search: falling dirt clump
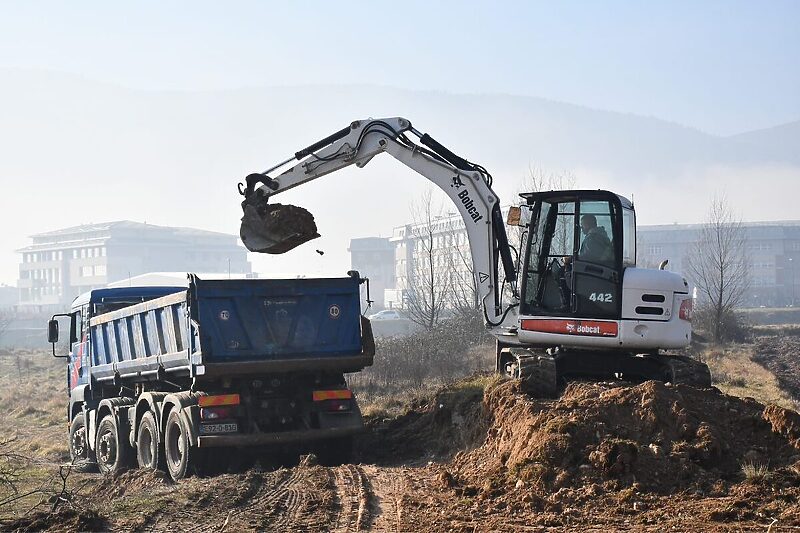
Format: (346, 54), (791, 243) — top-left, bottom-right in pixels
(451, 380), (800, 495)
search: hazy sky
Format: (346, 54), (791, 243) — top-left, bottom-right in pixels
(1, 2), (799, 287)
(1, 1), (798, 135)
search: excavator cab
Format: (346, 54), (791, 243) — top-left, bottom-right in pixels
(518, 190), (636, 321)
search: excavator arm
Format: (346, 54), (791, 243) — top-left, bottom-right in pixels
(239, 117), (518, 332)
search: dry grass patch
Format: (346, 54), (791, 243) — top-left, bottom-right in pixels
(704, 345), (798, 411)
(741, 461), (772, 483)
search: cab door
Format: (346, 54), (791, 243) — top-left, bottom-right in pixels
(67, 306), (89, 390)
(520, 194), (622, 320)
(571, 199), (621, 319)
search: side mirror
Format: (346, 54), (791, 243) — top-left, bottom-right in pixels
(47, 319), (59, 343)
(506, 205), (532, 227)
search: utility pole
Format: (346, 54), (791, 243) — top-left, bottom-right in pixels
(790, 257), (795, 307)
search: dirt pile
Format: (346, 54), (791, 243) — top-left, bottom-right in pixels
(359, 375), (491, 464)
(4, 509), (107, 533)
(753, 336), (800, 401)
(449, 380), (800, 496)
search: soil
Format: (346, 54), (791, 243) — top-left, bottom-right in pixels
(753, 336), (800, 401)
(240, 202), (320, 254)
(4, 377), (800, 532)
(4, 341), (800, 532)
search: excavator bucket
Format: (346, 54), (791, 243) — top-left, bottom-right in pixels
(240, 201), (320, 254)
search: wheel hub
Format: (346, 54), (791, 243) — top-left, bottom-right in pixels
(98, 431), (116, 465)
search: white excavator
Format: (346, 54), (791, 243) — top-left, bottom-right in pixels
(238, 117), (711, 396)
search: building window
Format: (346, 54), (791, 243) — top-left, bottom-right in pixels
(80, 266), (93, 277)
(95, 264), (107, 276)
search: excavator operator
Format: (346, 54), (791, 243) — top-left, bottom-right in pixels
(578, 214), (613, 265)
(555, 214), (614, 309)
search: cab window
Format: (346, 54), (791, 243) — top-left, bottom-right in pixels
(577, 201), (615, 267)
(70, 310), (83, 346)
(622, 207), (636, 266)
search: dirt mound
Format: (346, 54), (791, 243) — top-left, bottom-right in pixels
(3, 509), (108, 533)
(753, 336), (800, 401)
(448, 380), (800, 496)
(92, 468), (171, 498)
(359, 376), (492, 464)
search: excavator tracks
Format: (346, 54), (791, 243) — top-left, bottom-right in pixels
(653, 353), (713, 388)
(501, 348), (559, 397)
(500, 347), (713, 397)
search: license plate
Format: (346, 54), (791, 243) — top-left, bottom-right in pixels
(199, 422), (238, 435)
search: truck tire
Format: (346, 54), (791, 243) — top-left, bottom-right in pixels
(164, 409), (194, 481)
(69, 414), (97, 472)
(96, 414), (132, 474)
(136, 411), (164, 471)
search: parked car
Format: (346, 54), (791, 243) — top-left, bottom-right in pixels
(368, 309), (404, 320)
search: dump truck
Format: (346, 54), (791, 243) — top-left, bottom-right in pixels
(48, 274), (374, 480)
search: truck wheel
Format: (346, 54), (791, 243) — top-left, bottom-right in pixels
(164, 409), (193, 481)
(317, 436), (353, 466)
(96, 414), (132, 474)
(136, 411), (164, 471)
(69, 414), (97, 472)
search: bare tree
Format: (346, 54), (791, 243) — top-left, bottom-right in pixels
(445, 223), (480, 318)
(404, 190), (451, 330)
(687, 195), (750, 343)
(519, 164), (577, 196)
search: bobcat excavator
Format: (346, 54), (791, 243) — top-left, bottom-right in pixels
(238, 117), (711, 396)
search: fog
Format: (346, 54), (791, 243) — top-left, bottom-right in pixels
(1, 2), (799, 286)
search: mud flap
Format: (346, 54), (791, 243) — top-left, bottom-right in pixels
(240, 201), (320, 254)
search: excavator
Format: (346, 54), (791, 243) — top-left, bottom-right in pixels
(237, 117), (711, 396)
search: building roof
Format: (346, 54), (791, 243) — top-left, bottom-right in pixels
(30, 220), (234, 239)
(17, 221), (240, 252)
(639, 220), (800, 232)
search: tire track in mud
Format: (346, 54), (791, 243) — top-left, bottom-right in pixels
(331, 464), (372, 532)
(228, 467), (329, 532)
(360, 466), (413, 533)
(131, 467), (333, 532)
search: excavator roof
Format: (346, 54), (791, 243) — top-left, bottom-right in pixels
(519, 189), (633, 210)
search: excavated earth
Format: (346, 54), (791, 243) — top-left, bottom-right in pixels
(5, 378), (800, 532)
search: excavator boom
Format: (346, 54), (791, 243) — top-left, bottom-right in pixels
(239, 117), (518, 331)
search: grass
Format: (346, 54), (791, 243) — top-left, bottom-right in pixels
(702, 345), (798, 411)
(740, 461), (772, 483)
(355, 371), (499, 420)
(752, 324), (800, 337)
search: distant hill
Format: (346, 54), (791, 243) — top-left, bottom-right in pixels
(1, 69), (795, 182)
(729, 121), (800, 163)
(1, 68), (798, 284)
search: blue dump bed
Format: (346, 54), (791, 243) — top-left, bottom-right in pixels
(87, 275), (372, 384)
